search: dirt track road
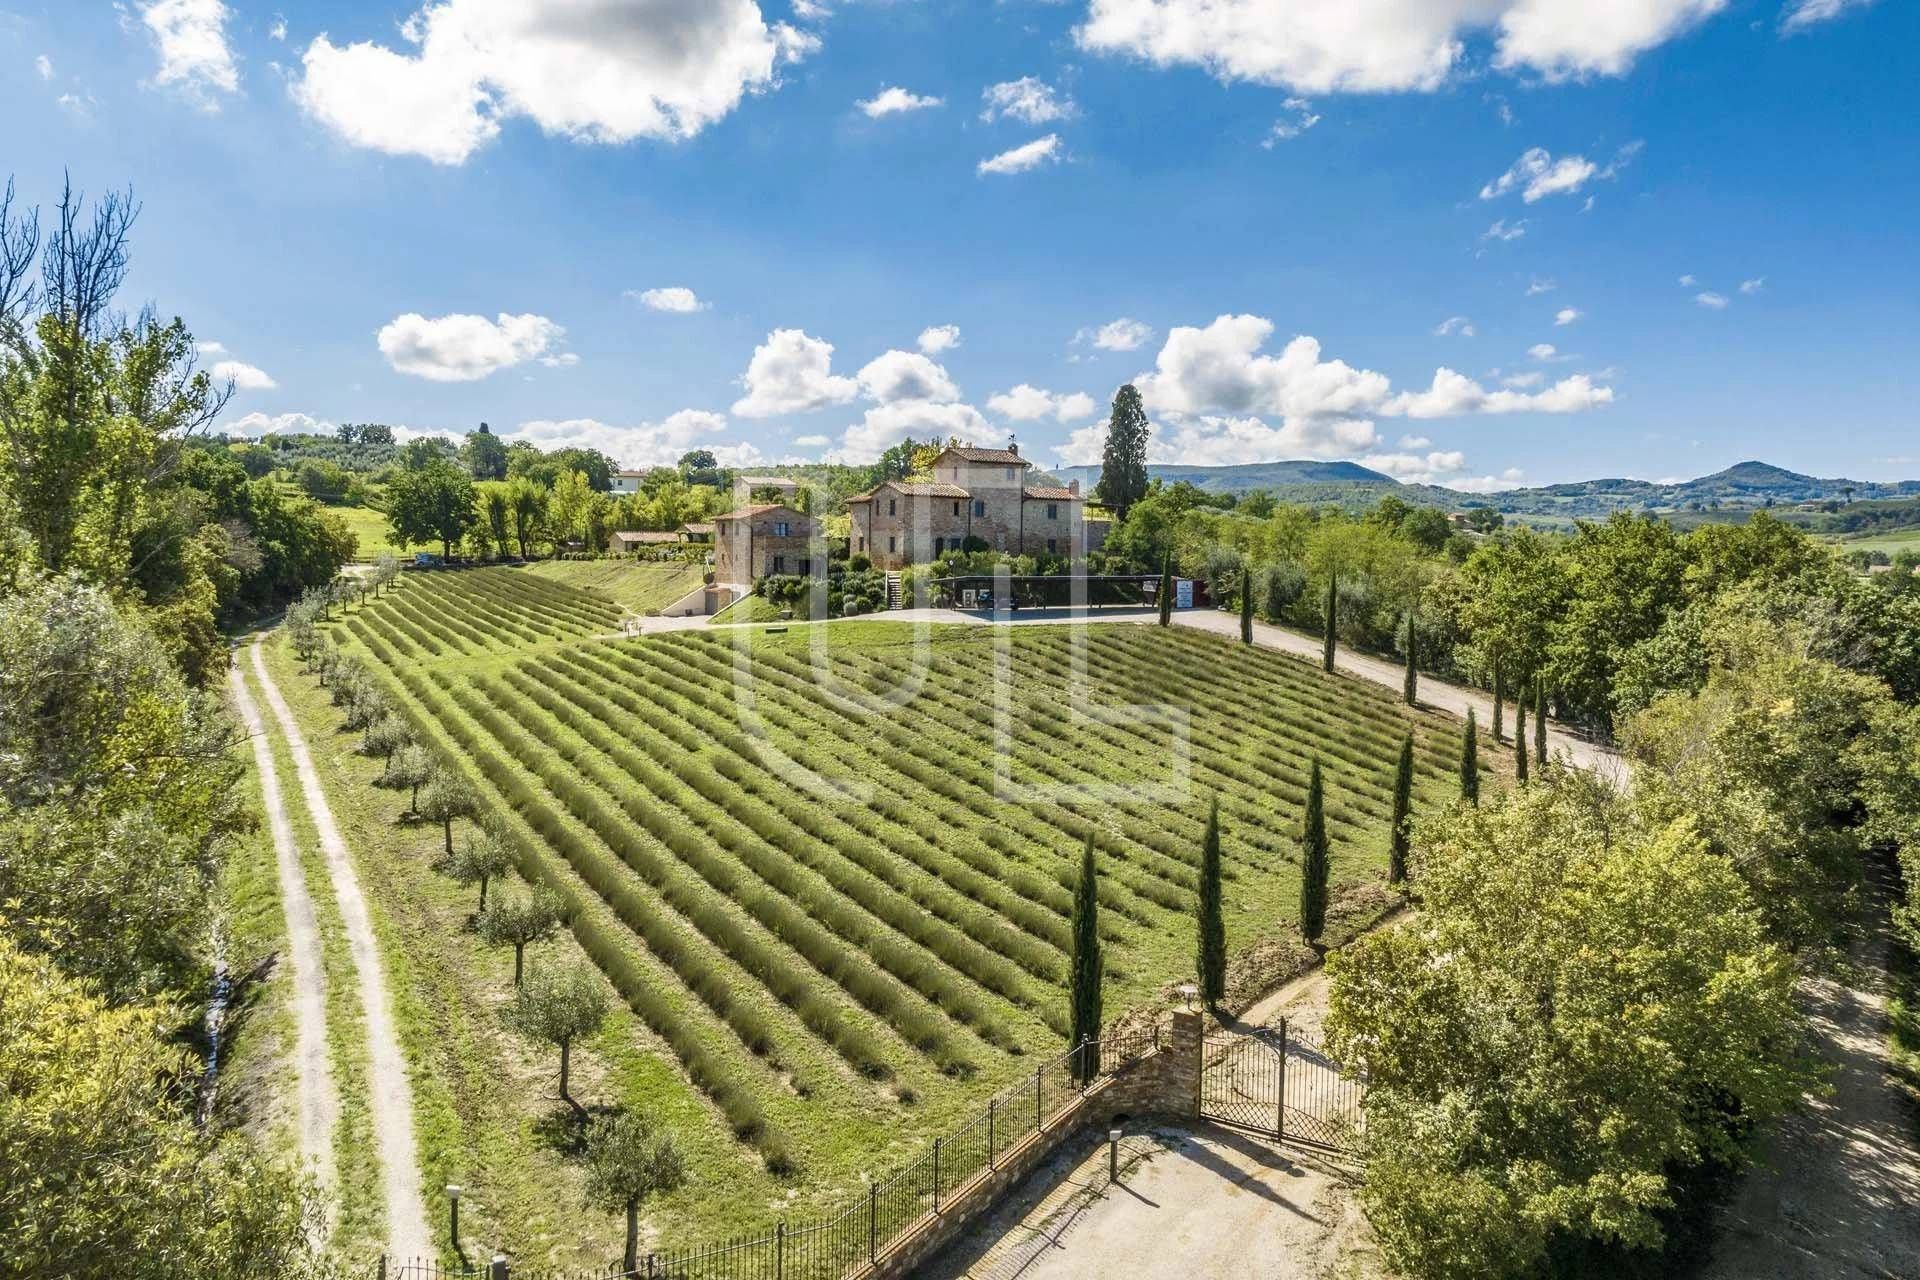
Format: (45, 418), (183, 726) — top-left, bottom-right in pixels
(1702, 865), (1920, 1279)
(250, 640), (432, 1263)
(231, 651), (339, 1217)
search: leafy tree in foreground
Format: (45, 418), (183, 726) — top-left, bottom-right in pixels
(1389, 731), (1414, 885)
(1491, 655), (1505, 743)
(1322, 574), (1337, 673)
(1196, 797), (1226, 1008)
(1299, 761), (1329, 945)
(585, 1111), (687, 1276)
(0, 938), (328, 1280)
(499, 960), (609, 1117)
(450, 825), (515, 914)
(418, 771), (477, 855)
(479, 887), (563, 986)
(1459, 708), (1479, 804)
(1514, 697), (1530, 785)
(1157, 551), (1174, 627)
(1240, 565), (1253, 645)
(1095, 384), (1150, 521)
(1069, 834), (1103, 1081)
(385, 743), (434, 812)
(1324, 782), (1804, 1280)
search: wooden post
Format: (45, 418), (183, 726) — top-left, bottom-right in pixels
(489, 1255), (508, 1280)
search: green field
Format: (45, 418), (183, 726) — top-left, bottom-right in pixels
(325, 502), (400, 560)
(709, 593), (783, 625)
(523, 558), (705, 616)
(309, 567), (1482, 1259)
(1834, 527), (1920, 556)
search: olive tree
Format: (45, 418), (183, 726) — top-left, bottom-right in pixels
(584, 1110), (687, 1274)
(500, 960), (609, 1117)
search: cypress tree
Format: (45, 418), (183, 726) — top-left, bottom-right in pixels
(1322, 574), (1337, 672)
(1239, 565), (1253, 645)
(1389, 730), (1414, 886)
(1534, 676), (1548, 767)
(1402, 611), (1418, 706)
(1300, 761), (1330, 945)
(1460, 708), (1480, 804)
(1196, 797), (1226, 1008)
(1069, 834), (1103, 1082)
(1492, 655), (1505, 743)
(1096, 384), (1151, 522)
(1514, 693), (1530, 784)
(1158, 551), (1174, 627)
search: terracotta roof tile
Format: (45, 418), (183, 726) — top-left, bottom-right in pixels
(1022, 486), (1081, 501)
(943, 446), (1029, 466)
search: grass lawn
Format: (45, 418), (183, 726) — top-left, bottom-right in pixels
(299, 565), (1492, 1261)
(708, 593), (783, 625)
(324, 503), (400, 561)
(523, 558), (705, 616)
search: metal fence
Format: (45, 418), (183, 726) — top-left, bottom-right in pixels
(381, 1020), (1164, 1280)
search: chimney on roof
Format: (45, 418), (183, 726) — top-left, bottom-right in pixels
(1068, 479), (1079, 495)
(1008, 438), (1018, 456)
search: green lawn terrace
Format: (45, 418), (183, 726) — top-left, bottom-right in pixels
(323, 569), (1475, 1232)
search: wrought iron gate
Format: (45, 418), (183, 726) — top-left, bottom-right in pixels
(1199, 1019), (1364, 1154)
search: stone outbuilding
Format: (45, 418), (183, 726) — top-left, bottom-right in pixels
(712, 504), (821, 586)
(847, 443), (1085, 570)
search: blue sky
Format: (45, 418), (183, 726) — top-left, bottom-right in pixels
(2, 0), (1914, 490)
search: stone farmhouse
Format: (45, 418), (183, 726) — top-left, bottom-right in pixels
(847, 444), (1084, 570)
(713, 504), (821, 586)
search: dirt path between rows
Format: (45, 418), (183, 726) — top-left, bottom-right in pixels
(1702, 864), (1920, 1279)
(230, 650), (340, 1224)
(250, 640), (433, 1263)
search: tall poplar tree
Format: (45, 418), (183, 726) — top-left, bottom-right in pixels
(1389, 731), (1414, 885)
(1240, 566), (1254, 645)
(1158, 551), (1174, 626)
(1515, 695), (1531, 784)
(1095, 384), (1151, 521)
(1196, 797), (1226, 1008)
(1460, 708), (1480, 803)
(1069, 835), (1104, 1081)
(1300, 761), (1330, 945)
(1322, 574), (1338, 672)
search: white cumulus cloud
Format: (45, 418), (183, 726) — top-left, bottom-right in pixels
(857, 85), (942, 117)
(507, 409), (758, 469)
(35, 54), (53, 80)
(731, 328), (859, 417)
(628, 286), (708, 313)
(980, 77), (1076, 124)
(1480, 146), (1634, 203)
(829, 400), (992, 466)
(1554, 307), (1582, 325)
(987, 384), (1098, 423)
(213, 359), (277, 391)
(1696, 291), (1730, 309)
(1077, 317), (1154, 352)
(139, 0), (240, 107)
(978, 134), (1061, 176)
(792, 433), (830, 447)
(917, 324), (961, 355)
(1739, 277), (1766, 294)
(1434, 316), (1476, 337)
(293, 0), (810, 165)
(377, 311), (565, 382)
(856, 350), (960, 405)
(1262, 97), (1321, 146)
(1383, 368), (1614, 418)
(1481, 218), (1527, 243)
(224, 410), (336, 438)
(1075, 0), (1728, 94)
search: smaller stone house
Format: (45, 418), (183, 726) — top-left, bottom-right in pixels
(712, 504), (821, 586)
(679, 522), (715, 544)
(607, 530), (679, 553)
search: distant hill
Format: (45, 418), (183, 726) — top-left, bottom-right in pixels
(1054, 460), (1397, 493)
(1054, 458), (1920, 520)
